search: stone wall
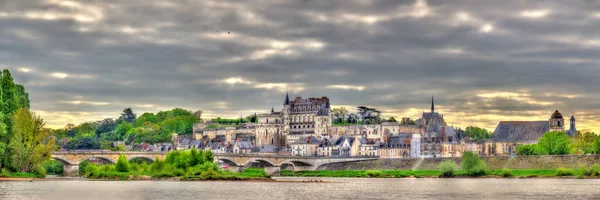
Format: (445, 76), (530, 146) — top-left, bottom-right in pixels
(318, 155), (600, 171)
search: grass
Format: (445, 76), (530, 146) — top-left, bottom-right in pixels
(0, 169), (38, 178)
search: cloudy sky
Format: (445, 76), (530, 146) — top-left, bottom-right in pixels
(1, 0), (600, 131)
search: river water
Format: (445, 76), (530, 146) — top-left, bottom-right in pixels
(1, 177), (599, 200)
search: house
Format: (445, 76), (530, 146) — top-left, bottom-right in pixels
(251, 145), (280, 156)
(379, 133), (411, 158)
(291, 136), (320, 156)
(233, 140), (254, 154)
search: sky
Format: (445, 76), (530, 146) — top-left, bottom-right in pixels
(1, 0), (600, 131)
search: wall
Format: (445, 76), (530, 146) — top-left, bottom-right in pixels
(318, 155), (600, 171)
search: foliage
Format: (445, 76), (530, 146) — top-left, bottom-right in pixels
(464, 126), (492, 141)
(95, 118), (118, 137)
(461, 151), (487, 177)
(517, 144), (537, 155)
(43, 160), (64, 175)
(535, 132), (572, 155)
(501, 169), (513, 178)
(555, 167), (574, 176)
(32, 164), (46, 178)
(119, 108), (137, 123)
(9, 108), (56, 172)
(439, 160), (457, 177)
(79, 160), (89, 175)
(115, 155), (130, 172)
(582, 164), (600, 176)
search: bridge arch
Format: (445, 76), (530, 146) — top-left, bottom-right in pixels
(289, 160), (313, 167)
(217, 158), (241, 167)
(242, 158), (277, 167)
(128, 156), (155, 163)
(81, 156), (116, 164)
(51, 155), (76, 165)
(280, 162), (295, 171)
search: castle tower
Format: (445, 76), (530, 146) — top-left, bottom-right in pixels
(549, 110), (565, 132)
(431, 96), (434, 113)
(282, 92), (291, 145)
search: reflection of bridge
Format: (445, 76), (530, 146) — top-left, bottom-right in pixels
(51, 151), (376, 176)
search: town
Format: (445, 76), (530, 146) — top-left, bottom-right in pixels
(155, 93), (578, 159)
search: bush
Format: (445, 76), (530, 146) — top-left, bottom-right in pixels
(84, 164), (99, 177)
(439, 161), (457, 178)
(517, 144), (537, 155)
(365, 170), (383, 178)
(555, 167), (574, 176)
(115, 155), (130, 172)
(0, 168), (11, 177)
(32, 165), (47, 178)
(151, 158), (166, 172)
(583, 164), (600, 176)
(462, 152), (487, 177)
(501, 169), (513, 178)
(43, 160), (64, 175)
(173, 168), (185, 176)
(152, 172), (175, 178)
(79, 160), (90, 175)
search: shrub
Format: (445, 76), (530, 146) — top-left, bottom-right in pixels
(43, 160), (64, 175)
(173, 168), (185, 176)
(501, 169), (513, 178)
(555, 167), (574, 176)
(517, 144), (537, 155)
(79, 160), (89, 175)
(462, 151), (487, 177)
(152, 172), (175, 178)
(151, 158), (166, 173)
(582, 164), (600, 176)
(84, 165), (99, 177)
(115, 155), (130, 172)
(439, 160), (457, 178)
(365, 170), (383, 178)
(32, 165), (47, 178)
(0, 168), (10, 177)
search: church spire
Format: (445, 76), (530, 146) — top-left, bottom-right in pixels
(431, 96), (435, 113)
(284, 91), (290, 105)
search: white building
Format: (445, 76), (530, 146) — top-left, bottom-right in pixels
(411, 133), (421, 158)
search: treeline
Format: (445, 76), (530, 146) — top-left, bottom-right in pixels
(517, 131), (600, 155)
(0, 69), (54, 177)
(56, 108), (203, 149)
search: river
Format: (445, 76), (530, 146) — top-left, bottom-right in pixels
(1, 177), (599, 199)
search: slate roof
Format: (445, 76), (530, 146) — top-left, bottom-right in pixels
(489, 121), (549, 143)
(294, 136), (321, 144)
(235, 141), (254, 149)
(316, 104), (329, 116)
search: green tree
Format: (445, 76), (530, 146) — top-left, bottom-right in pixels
(15, 84), (30, 109)
(9, 108), (56, 172)
(573, 130), (596, 154)
(114, 122), (133, 141)
(0, 113), (6, 169)
(119, 108), (137, 123)
(115, 155), (130, 172)
(535, 131), (572, 155)
(1, 69), (18, 168)
(388, 117), (397, 122)
(464, 126), (492, 141)
(461, 151), (487, 177)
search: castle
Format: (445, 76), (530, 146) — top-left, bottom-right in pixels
(255, 93), (332, 146)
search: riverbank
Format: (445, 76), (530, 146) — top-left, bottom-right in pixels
(279, 169), (600, 179)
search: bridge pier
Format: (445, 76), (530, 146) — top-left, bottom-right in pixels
(228, 166), (245, 173)
(63, 164), (80, 177)
(264, 166), (280, 176)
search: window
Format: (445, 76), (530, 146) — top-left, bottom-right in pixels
(266, 119), (269, 123)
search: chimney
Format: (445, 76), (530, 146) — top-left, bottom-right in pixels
(307, 137), (311, 144)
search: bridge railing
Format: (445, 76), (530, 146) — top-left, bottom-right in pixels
(213, 153), (378, 159)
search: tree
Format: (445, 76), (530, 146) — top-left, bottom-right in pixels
(115, 155), (130, 172)
(464, 126), (492, 141)
(193, 110), (203, 121)
(0, 113), (6, 169)
(114, 122), (133, 141)
(119, 108), (137, 123)
(95, 118), (117, 137)
(461, 151), (487, 176)
(1, 69), (18, 168)
(573, 130), (596, 154)
(388, 117), (397, 122)
(15, 84), (30, 109)
(535, 131), (572, 155)
(9, 108), (56, 172)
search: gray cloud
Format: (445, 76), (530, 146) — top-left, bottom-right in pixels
(1, 0), (599, 130)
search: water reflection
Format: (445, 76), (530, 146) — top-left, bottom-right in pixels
(1, 178), (599, 200)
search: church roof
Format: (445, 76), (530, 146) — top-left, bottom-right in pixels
(551, 110), (563, 119)
(489, 121), (549, 143)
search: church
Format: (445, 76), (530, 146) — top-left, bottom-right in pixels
(482, 110), (576, 156)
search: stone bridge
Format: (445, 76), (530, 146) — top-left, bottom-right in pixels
(51, 151), (376, 176)
(214, 154), (377, 175)
(52, 151), (167, 176)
